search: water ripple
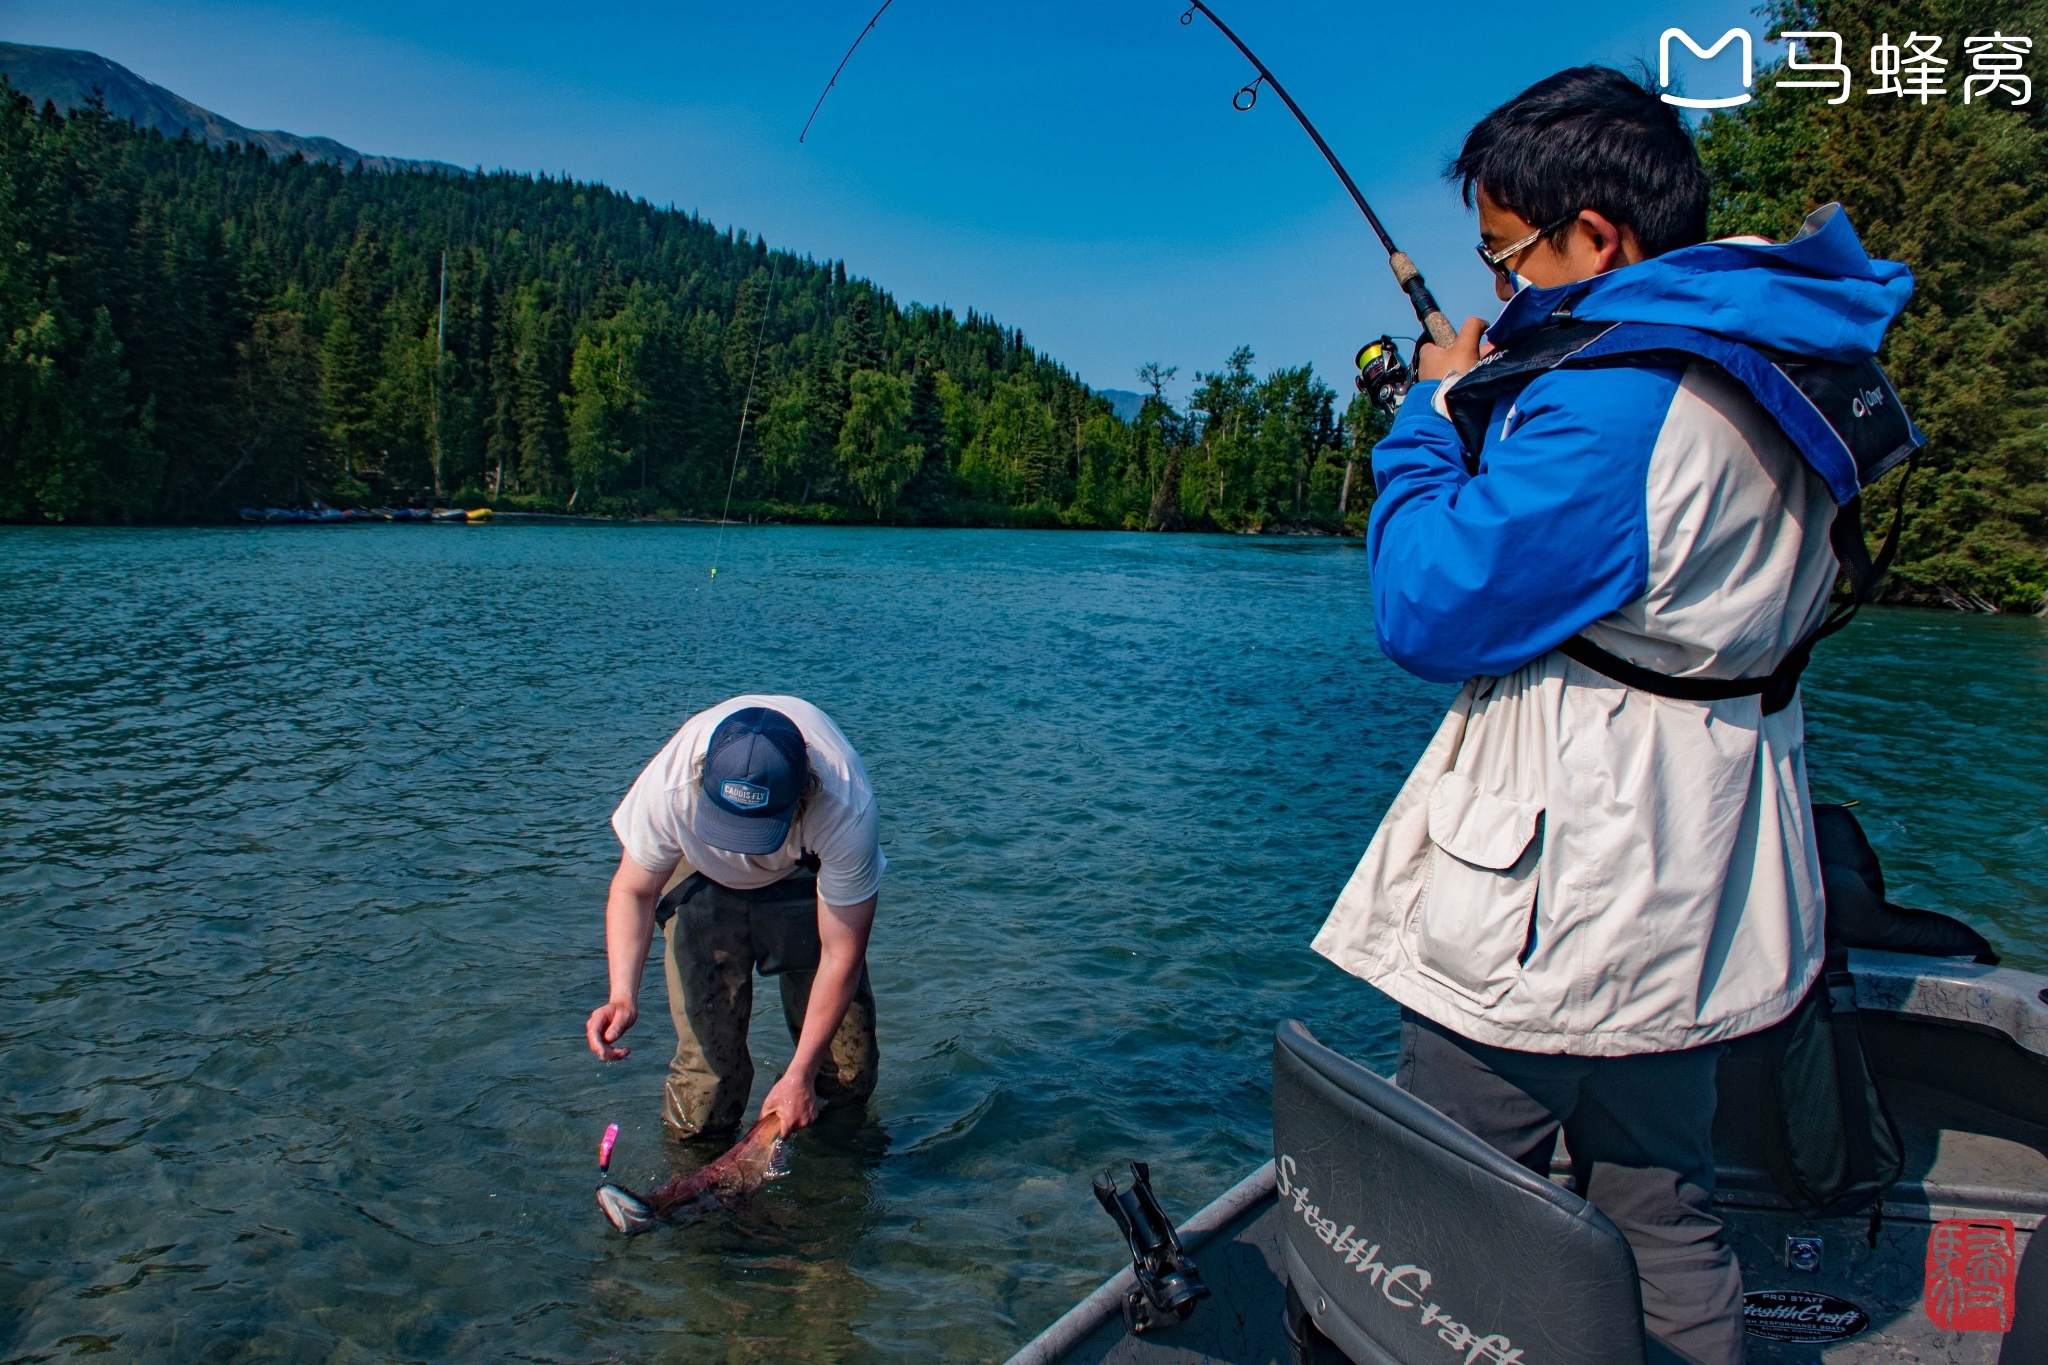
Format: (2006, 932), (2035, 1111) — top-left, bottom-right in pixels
(1, 524), (2042, 1361)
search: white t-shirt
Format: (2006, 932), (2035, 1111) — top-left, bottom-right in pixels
(611, 695), (885, 906)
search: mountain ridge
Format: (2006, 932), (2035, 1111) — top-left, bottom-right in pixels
(1095, 388), (1146, 423)
(0, 41), (463, 176)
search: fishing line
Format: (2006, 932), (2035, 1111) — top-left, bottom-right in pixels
(800, 0), (898, 143)
(711, 266), (777, 581)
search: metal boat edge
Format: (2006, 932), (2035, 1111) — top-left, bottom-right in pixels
(1008, 947), (2048, 1363)
(1005, 1161), (1280, 1365)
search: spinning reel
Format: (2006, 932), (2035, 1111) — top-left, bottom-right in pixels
(1093, 1161), (1211, 1334)
(1355, 335), (1419, 416)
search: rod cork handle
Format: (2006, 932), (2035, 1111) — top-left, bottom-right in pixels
(1388, 251), (1458, 349)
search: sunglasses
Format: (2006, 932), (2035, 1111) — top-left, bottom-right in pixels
(1475, 212), (1581, 283)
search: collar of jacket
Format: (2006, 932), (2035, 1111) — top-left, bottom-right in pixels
(1483, 204), (1915, 364)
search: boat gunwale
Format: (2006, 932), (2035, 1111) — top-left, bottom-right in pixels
(1001, 1159), (1279, 1365)
(1003, 954), (2048, 1362)
(1849, 946), (2048, 1057)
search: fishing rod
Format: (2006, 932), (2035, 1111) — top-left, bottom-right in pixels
(800, 2), (1453, 405)
(1176, 2), (1455, 351)
(801, 0), (897, 143)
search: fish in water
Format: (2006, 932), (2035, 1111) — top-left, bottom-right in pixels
(596, 1114), (790, 1235)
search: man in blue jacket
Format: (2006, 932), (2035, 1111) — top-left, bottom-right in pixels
(1312, 68), (1915, 1364)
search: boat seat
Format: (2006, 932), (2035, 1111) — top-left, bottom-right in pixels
(1272, 1020), (1690, 1365)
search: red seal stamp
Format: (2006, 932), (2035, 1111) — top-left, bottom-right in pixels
(1924, 1217), (2020, 1332)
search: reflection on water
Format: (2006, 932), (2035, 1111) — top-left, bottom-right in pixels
(1, 524), (2042, 1361)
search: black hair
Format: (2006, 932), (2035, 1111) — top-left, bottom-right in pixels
(1449, 66), (1709, 259)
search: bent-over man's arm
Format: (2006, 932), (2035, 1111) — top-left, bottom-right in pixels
(585, 850), (675, 1061)
(759, 892), (876, 1133)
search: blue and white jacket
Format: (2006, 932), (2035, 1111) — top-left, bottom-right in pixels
(1314, 208), (1916, 1054)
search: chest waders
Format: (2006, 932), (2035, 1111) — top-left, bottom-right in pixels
(653, 855), (879, 1139)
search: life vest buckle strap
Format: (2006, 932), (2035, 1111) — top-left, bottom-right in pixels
(1557, 635), (1808, 714)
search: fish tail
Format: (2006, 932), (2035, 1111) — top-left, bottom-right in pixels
(596, 1184), (659, 1236)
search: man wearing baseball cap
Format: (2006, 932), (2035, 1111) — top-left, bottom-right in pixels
(584, 695), (882, 1137)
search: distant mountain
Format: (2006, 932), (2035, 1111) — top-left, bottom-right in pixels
(1096, 388), (1147, 423)
(0, 41), (464, 176)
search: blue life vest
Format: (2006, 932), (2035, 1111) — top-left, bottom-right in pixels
(1440, 314), (1925, 713)
(1442, 316), (1923, 503)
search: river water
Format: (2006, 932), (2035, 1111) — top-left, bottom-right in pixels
(2, 524), (2043, 1362)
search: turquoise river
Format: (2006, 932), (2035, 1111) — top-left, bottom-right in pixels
(3, 524), (2044, 1362)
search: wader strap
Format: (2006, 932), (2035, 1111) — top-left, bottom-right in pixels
(1822, 942), (1883, 1190)
(653, 873), (708, 928)
(1556, 460), (1913, 714)
(652, 854), (824, 928)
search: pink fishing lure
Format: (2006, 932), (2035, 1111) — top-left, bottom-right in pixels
(599, 1123), (620, 1173)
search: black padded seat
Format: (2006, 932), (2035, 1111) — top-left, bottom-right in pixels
(1273, 1020), (1683, 1365)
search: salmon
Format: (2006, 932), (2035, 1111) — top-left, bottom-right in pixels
(596, 1114), (789, 1235)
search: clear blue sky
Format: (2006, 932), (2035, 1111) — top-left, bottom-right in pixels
(6, 0), (1776, 401)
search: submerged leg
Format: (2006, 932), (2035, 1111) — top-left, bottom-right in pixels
(777, 963), (880, 1108)
(661, 882), (757, 1140)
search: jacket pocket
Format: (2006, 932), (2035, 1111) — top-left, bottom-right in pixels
(1414, 771), (1544, 1006)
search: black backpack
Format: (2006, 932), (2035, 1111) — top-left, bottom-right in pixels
(1756, 940), (1905, 1218)
(1756, 804), (1996, 1218)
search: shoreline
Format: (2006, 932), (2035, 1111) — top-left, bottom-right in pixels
(5, 510), (1368, 538)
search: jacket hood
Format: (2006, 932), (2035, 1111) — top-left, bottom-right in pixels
(1486, 204), (1914, 363)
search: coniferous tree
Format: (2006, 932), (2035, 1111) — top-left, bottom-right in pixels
(900, 361), (955, 509)
(228, 310), (324, 505)
(6, 63), (2031, 594)
(1697, 0), (2048, 608)
(321, 235), (381, 492)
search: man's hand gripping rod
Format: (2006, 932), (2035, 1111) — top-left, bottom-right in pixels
(1180, 2), (1456, 350)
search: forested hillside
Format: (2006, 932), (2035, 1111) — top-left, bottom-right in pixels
(1700, 0), (2048, 610)
(0, 85), (1367, 533)
(9, 11), (2043, 605)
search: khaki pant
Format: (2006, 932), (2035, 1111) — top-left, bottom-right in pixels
(656, 870), (879, 1139)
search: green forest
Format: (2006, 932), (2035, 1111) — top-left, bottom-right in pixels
(1700, 0), (2048, 609)
(2, 0), (2044, 605)
(0, 83), (1370, 536)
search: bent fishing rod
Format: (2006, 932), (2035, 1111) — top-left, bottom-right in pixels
(801, 0), (896, 143)
(1175, 2), (1455, 350)
(800, 0), (1457, 358)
